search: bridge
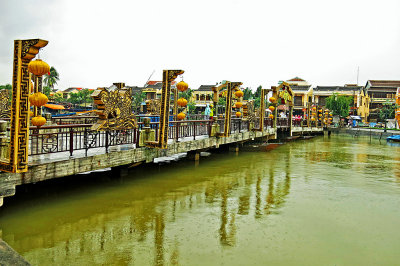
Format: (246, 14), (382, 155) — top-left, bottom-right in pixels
(0, 39), (327, 207)
(0, 114), (323, 206)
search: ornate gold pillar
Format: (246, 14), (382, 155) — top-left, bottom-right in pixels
(0, 39), (48, 173)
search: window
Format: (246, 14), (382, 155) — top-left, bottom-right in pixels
(294, 96), (302, 106)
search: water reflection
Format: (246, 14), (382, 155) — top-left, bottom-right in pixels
(0, 135), (399, 265)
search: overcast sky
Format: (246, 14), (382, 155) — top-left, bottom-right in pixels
(0, 0), (399, 91)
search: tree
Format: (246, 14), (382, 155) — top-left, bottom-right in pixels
(379, 101), (397, 121)
(325, 93), (353, 117)
(187, 102), (196, 114)
(68, 89), (93, 107)
(178, 88), (193, 101)
(0, 84), (11, 92)
(43, 67), (59, 92)
(43, 86), (51, 98)
(378, 101), (397, 131)
(0, 84), (12, 103)
(243, 87), (252, 100)
(132, 91), (146, 113)
(253, 86), (262, 99)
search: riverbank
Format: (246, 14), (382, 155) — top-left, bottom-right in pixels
(328, 127), (400, 139)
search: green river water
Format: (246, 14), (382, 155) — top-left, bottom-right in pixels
(0, 135), (400, 265)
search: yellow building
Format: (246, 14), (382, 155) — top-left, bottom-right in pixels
(284, 77), (313, 115)
(191, 85), (214, 109)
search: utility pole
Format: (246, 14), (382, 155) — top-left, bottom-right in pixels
(356, 66), (360, 86)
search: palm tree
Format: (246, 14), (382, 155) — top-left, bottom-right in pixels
(43, 67), (60, 92)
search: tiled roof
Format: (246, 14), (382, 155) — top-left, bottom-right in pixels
(146, 81), (176, 86)
(290, 85), (311, 91)
(314, 86), (363, 92)
(288, 77), (305, 82)
(368, 80), (400, 87)
(196, 85), (214, 91)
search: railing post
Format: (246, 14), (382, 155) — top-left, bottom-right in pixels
(105, 130), (109, 153)
(84, 128), (88, 157)
(69, 128), (74, 157)
(176, 122), (179, 142)
(239, 119), (241, 133)
(193, 121), (196, 140)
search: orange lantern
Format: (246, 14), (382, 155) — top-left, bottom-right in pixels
(235, 90), (244, 98)
(268, 105), (275, 112)
(236, 111), (241, 117)
(177, 112), (186, 120)
(31, 116), (46, 127)
(269, 97), (276, 103)
(312, 107), (316, 111)
(28, 59), (50, 77)
(235, 102), (243, 108)
(177, 81), (189, 92)
(177, 98), (187, 107)
(269, 114), (274, 119)
(29, 92), (48, 107)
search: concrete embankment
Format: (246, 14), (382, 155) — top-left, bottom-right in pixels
(0, 239), (30, 265)
(327, 128), (400, 139)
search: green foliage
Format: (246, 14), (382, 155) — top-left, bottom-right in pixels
(43, 86), (51, 97)
(218, 97), (226, 106)
(187, 102), (196, 114)
(43, 67), (59, 91)
(0, 84), (12, 92)
(178, 88), (193, 101)
(53, 93), (64, 103)
(325, 93), (353, 117)
(68, 89), (93, 106)
(132, 91), (146, 113)
(378, 101), (397, 121)
(253, 86), (262, 99)
(243, 87), (252, 100)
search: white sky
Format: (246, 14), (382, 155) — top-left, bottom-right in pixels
(0, 0), (399, 91)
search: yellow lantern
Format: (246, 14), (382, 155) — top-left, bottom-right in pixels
(235, 102), (243, 108)
(330, 113), (333, 116)
(269, 114), (274, 119)
(311, 117), (316, 121)
(28, 59), (50, 77)
(312, 112), (316, 116)
(319, 114), (322, 117)
(235, 90), (244, 98)
(236, 111), (241, 117)
(268, 105), (275, 112)
(177, 112), (186, 120)
(177, 81), (189, 92)
(312, 107), (316, 111)
(29, 92), (48, 107)
(269, 97), (276, 103)
(31, 116), (46, 127)
(177, 98), (187, 107)
(318, 109), (322, 113)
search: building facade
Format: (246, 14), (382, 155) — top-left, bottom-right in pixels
(365, 80), (400, 121)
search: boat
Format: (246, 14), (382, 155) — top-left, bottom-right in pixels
(386, 135), (400, 142)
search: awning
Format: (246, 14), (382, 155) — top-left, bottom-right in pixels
(277, 105), (288, 111)
(350, 115), (361, 120)
(43, 104), (65, 110)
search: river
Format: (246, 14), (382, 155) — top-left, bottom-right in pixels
(0, 135), (399, 265)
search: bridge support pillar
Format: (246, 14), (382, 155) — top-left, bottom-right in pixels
(229, 144), (240, 152)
